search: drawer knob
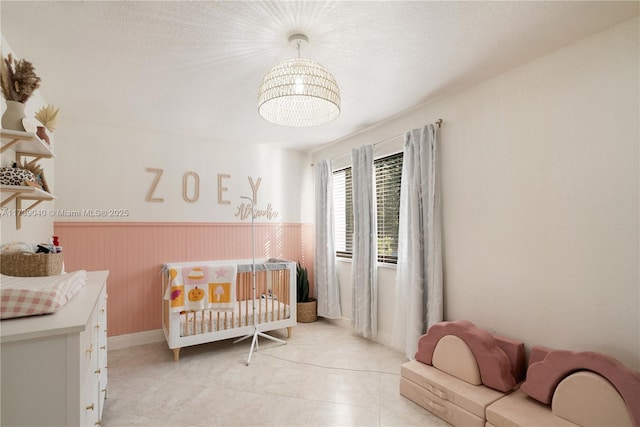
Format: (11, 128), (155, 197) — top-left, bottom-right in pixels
(86, 341), (94, 358)
(94, 368), (101, 375)
(94, 322), (101, 330)
(86, 403), (94, 411)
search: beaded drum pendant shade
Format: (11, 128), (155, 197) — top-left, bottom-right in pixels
(258, 34), (341, 127)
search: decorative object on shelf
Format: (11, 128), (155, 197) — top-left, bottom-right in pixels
(34, 104), (59, 144)
(258, 34), (340, 127)
(1, 53), (41, 131)
(21, 118), (37, 133)
(18, 160), (48, 192)
(296, 262), (317, 322)
(2, 100), (27, 131)
(0, 164), (37, 186)
(34, 104), (59, 132)
(36, 126), (49, 144)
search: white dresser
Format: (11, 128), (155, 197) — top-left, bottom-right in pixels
(1, 270), (109, 426)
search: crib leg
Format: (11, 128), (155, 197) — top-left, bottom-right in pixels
(287, 326), (292, 338)
(172, 348), (180, 362)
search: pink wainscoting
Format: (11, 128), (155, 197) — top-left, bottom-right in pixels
(54, 222), (314, 337)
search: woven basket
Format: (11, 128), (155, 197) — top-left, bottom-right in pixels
(296, 298), (317, 323)
(0, 252), (64, 277)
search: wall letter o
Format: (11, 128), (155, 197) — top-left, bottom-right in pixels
(182, 171), (200, 203)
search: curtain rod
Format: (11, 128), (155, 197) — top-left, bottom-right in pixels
(321, 118), (443, 163)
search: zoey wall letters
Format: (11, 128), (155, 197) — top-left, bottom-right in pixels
(145, 167), (279, 221)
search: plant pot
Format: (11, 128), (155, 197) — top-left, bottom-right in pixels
(2, 100), (26, 131)
(296, 298), (317, 323)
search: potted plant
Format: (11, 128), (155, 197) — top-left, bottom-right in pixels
(296, 262), (317, 323)
(1, 53), (41, 131)
(34, 104), (59, 144)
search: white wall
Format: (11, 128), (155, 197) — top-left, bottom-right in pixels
(53, 117), (310, 224)
(311, 17), (639, 368)
(1, 36), (55, 245)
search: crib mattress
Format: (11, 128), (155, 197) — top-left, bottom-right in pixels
(179, 298), (290, 337)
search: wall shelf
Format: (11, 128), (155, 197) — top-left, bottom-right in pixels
(1, 184), (55, 206)
(0, 185), (56, 229)
(1, 129), (56, 229)
(1, 129), (55, 165)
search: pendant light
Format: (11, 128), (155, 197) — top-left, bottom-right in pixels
(258, 34), (341, 127)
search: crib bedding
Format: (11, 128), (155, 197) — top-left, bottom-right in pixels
(164, 262), (238, 312)
(180, 298), (290, 336)
(0, 270), (88, 319)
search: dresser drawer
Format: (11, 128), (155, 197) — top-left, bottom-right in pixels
(81, 366), (100, 427)
(97, 289), (108, 422)
(79, 303), (100, 380)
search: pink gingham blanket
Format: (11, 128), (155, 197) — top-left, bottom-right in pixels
(0, 270), (87, 319)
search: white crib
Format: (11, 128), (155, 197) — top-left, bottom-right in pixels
(162, 258), (297, 362)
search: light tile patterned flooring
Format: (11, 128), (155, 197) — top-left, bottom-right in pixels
(103, 319), (451, 426)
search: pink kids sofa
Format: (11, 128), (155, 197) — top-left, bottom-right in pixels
(400, 321), (640, 426)
(486, 346), (640, 427)
(400, 320), (526, 426)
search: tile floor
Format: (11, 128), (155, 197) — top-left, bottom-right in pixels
(103, 319), (452, 426)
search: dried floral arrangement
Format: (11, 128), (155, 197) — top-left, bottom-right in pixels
(18, 160), (48, 192)
(35, 104), (60, 132)
(1, 53), (41, 103)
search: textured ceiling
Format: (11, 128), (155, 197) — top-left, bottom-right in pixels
(1, 1), (638, 150)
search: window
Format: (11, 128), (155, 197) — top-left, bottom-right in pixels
(332, 152), (403, 263)
(333, 167), (353, 258)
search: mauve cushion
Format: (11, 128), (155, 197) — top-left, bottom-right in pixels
(415, 320), (525, 392)
(520, 347), (640, 427)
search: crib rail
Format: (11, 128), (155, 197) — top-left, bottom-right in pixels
(161, 259), (297, 362)
(179, 269), (291, 336)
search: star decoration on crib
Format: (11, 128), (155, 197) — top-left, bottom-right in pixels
(213, 267), (230, 279)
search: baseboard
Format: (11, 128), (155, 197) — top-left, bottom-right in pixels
(323, 316), (398, 350)
(374, 330), (395, 349)
(107, 322), (400, 353)
(323, 316), (351, 330)
(107, 329), (165, 350)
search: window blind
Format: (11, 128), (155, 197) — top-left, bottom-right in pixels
(332, 152), (403, 263)
(333, 167), (353, 257)
(375, 152), (403, 263)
